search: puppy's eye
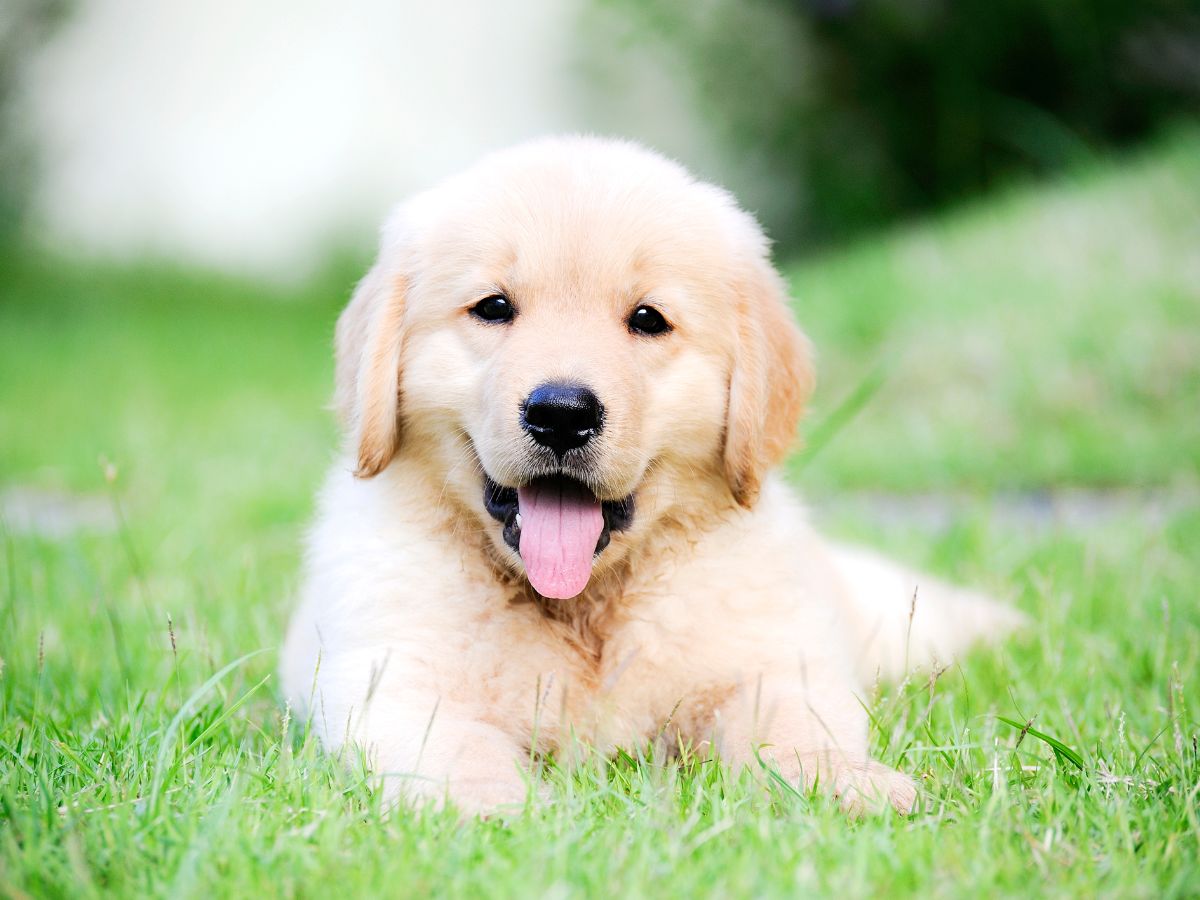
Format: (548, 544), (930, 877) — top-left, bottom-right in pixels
(470, 294), (515, 323)
(628, 304), (671, 336)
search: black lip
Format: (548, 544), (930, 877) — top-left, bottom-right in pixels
(483, 475), (635, 556)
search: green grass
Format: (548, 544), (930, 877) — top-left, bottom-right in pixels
(2, 128), (1199, 897)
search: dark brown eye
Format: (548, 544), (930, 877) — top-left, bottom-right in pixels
(628, 305), (671, 336)
(470, 294), (515, 323)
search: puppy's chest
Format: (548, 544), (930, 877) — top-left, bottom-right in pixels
(469, 597), (708, 751)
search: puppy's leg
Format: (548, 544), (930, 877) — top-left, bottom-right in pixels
(313, 679), (535, 816)
(366, 709), (535, 816)
(700, 676), (916, 815)
(829, 542), (1026, 683)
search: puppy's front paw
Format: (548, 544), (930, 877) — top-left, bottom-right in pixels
(447, 769), (547, 819)
(380, 760), (543, 820)
(831, 761), (918, 816)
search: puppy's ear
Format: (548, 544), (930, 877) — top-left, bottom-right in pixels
(724, 259), (815, 507)
(334, 261), (408, 478)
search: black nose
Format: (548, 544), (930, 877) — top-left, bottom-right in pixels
(522, 383), (604, 455)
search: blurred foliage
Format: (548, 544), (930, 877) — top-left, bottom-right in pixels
(0, 0), (72, 239)
(606, 0), (1200, 249)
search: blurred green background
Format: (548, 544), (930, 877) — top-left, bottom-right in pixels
(4, 0), (1200, 258)
(1, 2), (1199, 896)
(605, 0), (1200, 246)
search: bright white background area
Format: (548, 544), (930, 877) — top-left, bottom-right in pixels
(17, 0), (771, 277)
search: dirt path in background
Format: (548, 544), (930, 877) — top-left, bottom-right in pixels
(810, 487), (1198, 533)
(3, 483), (1197, 540)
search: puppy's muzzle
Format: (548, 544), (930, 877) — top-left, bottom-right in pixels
(521, 382), (604, 457)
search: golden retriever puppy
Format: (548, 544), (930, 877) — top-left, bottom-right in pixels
(281, 136), (1023, 816)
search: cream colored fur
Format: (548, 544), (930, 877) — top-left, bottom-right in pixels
(281, 136), (1023, 817)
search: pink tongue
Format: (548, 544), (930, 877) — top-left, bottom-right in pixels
(517, 481), (604, 600)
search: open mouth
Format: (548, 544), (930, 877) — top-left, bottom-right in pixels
(483, 475), (635, 600)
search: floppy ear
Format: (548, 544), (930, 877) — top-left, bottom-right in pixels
(334, 261), (408, 478)
(723, 259), (815, 507)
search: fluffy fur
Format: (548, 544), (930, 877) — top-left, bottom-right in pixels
(281, 136), (1023, 816)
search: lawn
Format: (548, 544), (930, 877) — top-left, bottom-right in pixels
(1, 128), (1198, 897)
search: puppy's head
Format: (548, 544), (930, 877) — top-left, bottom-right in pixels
(336, 137), (813, 599)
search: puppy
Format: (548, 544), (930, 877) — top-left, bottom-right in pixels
(281, 136), (1022, 816)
